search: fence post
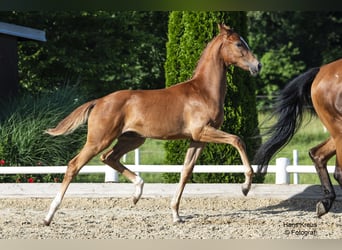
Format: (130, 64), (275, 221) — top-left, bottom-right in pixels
(104, 166), (119, 183)
(293, 149), (299, 184)
(275, 157), (290, 184)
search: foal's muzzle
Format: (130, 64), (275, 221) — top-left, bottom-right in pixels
(249, 62), (262, 76)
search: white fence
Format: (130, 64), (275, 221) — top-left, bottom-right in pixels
(0, 156), (336, 184)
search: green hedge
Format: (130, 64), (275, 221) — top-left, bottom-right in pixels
(163, 11), (263, 183)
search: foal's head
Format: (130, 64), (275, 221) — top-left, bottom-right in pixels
(218, 24), (261, 76)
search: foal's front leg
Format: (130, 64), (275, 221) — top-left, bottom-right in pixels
(197, 125), (253, 195)
(171, 141), (205, 223)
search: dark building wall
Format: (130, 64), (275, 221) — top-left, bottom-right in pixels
(0, 34), (19, 99)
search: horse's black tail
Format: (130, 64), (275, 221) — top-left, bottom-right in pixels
(253, 67), (320, 172)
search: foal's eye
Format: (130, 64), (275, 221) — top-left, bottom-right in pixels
(236, 42), (243, 47)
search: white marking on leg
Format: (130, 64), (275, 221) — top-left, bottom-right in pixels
(241, 166), (253, 196)
(170, 198), (183, 223)
(44, 191), (62, 225)
(132, 175), (144, 204)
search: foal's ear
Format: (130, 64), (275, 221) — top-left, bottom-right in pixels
(218, 23), (233, 36)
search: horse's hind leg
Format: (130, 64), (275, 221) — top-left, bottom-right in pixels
(334, 161), (342, 187)
(309, 137), (336, 217)
(101, 133), (146, 204)
(334, 137), (342, 188)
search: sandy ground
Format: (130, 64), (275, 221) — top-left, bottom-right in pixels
(0, 196), (341, 239)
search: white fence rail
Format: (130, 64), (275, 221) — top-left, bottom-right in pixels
(0, 157), (336, 184)
(0, 150), (335, 184)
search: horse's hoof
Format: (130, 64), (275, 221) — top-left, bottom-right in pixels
(316, 201), (328, 217)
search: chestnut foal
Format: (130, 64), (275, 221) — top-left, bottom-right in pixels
(44, 24), (261, 225)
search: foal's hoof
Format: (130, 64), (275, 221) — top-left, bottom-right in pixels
(43, 219), (51, 226)
(133, 196), (139, 205)
(172, 216), (185, 224)
(241, 183), (251, 196)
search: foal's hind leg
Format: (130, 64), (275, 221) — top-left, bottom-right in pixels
(101, 133), (146, 204)
(171, 141), (205, 223)
(197, 125), (253, 195)
(309, 137), (336, 217)
(44, 140), (111, 226)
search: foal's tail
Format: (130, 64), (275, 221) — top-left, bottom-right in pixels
(45, 100), (96, 136)
(253, 67), (320, 171)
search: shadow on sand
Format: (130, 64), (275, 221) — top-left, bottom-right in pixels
(255, 185), (342, 215)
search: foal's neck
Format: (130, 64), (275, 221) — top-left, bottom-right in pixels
(192, 37), (227, 101)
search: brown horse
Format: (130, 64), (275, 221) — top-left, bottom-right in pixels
(254, 58), (342, 217)
(43, 24), (261, 226)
